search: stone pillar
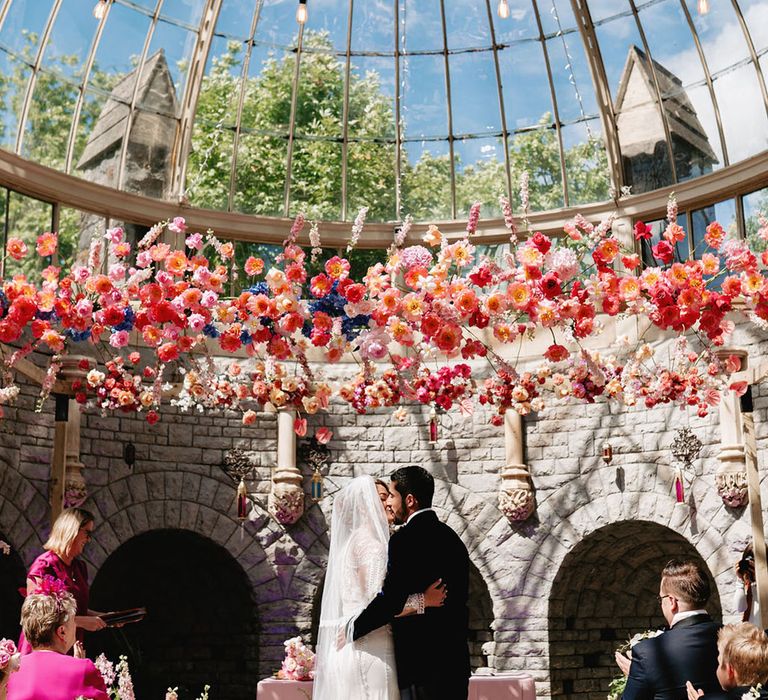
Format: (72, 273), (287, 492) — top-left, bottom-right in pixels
(716, 350), (749, 507)
(63, 399), (88, 508)
(268, 407), (305, 525)
(498, 411), (535, 522)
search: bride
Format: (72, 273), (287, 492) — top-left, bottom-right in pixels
(313, 475), (444, 700)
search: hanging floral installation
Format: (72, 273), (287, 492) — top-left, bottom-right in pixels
(0, 185), (765, 435)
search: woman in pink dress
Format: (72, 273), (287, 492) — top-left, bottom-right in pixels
(19, 508), (106, 655)
(7, 586), (108, 700)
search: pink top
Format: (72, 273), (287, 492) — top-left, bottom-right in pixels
(6, 650), (108, 700)
(18, 551), (90, 655)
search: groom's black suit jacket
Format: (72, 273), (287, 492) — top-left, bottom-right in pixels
(622, 614), (721, 700)
(352, 509), (471, 690)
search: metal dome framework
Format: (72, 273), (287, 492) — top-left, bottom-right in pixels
(0, 0), (766, 226)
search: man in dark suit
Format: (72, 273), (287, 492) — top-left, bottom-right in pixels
(616, 559), (721, 700)
(352, 465), (470, 700)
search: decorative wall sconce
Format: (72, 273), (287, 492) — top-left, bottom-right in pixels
(299, 437), (331, 502)
(123, 442), (136, 469)
(601, 442), (613, 465)
(221, 449), (254, 521)
(670, 427), (702, 504)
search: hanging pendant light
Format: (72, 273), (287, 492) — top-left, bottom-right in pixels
(296, 0), (308, 24)
(92, 0), (109, 20)
(311, 467), (323, 502)
(428, 406), (438, 445)
(498, 0), (510, 19)
(697, 0), (710, 14)
(237, 478), (248, 520)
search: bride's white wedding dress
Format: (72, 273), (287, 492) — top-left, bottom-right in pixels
(313, 476), (399, 700)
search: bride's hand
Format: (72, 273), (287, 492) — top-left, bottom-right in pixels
(424, 579), (447, 608)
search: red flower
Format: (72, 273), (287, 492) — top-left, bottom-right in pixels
(0, 320), (21, 343)
(157, 342), (180, 363)
(539, 272), (562, 299)
(652, 240), (674, 265)
(146, 410), (160, 425)
(544, 344), (569, 362)
(530, 232), (552, 254)
(634, 221), (652, 240)
(469, 265), (494, 288)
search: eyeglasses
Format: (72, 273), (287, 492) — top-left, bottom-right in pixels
(657, 594), (673, 605)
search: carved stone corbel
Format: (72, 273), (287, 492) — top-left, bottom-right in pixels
(498, 411), (535, 522)
(268, 407), (305, 525)
(716, 350), (749, 508)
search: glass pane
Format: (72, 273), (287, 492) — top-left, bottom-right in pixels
(3, 191), (52, 282)
(444, 0), (491, 50)
(401, 54), (447, 138)
(22, 69), (79, 169)
(347, 141), (397, 222)
(738, 0), (768, 52)
(691, 199), (737, 260)
(663, 81), (722, 179)
(687, 0), (749, 76)
(562, 119), (610, 206)
(350, 0), (394, 52)
(509, 125), (564, 211)
(294, 48), (343, 138)
(137, 19), (197, 118)
(300, 0), (348, 49)
(538, 1), (577, 36)
(240, 47), (294, 134)
(713, 64), (768, 163)
(639, 213), (689, 267)
(0, 0), (55, 56)
(499, 41), (556, 132)
(0, 50), (31, 150)
(743, 186), (768, 254)
(454, 137), (505, 218)
(449, 50), (501, 135)
(214, 2), (255, 41)
(490, 1), (539, 42)
(159, 0), (207, 28)
(233, 133), (287, 216)
(348, 56), (396, 140)
(57, 205), (90, 273)
(402, 0), (443, 52)
(197, 35), (244, 129)
(589, 1), (631, 23)
(43, 0), (99, 82)
(401, 140), (452, 220)
(290, 140), (342, 220)
(545, 34), (598, 123)
(252, 0), (300, 48)
(186, 127), (234, 210)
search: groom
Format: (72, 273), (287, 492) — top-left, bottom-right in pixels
(352, 465), (471, 700)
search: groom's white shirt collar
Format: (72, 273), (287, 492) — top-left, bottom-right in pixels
(670, 609), (708, 627)
(406, 507), (435, 525)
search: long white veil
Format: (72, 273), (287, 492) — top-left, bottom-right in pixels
(313, 475), (391, 700)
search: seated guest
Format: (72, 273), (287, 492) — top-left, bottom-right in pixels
(0, 639), (20, 700)
(7, 583), (108, 700)
(687, 623), (768, 700)
(615, 559), (721, 700)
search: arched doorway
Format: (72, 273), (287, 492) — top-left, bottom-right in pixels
(89, 529), (257, 700)
(548, 521), (721, 700)
(0, 534), (25, 641)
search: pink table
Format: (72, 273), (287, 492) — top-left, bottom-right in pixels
(257, 673), (536, 700)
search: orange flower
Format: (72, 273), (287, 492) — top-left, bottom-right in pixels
(596, 238), (619, 263)
(618, 277), (640, 300)
(423, 224), (442, 247)
(6, 238), (28, 260)
(485, 292), (507, 316)
(41, 329), (64, 352)
(434, 323), (461, 353)
(454, 289), (478, 316)
(493, 323), (515, 342)
(93, 275), (113, 295)
(507, 282), (531, 310)
(325, 255), (351, 280)
(165, 250), (188, 276)
(219, 242), (235, 259)
(245, 256), (265, 276)
(142, 326), (162, 345)
(36, 232), (58, 257)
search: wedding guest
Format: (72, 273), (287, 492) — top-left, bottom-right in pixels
(7, 586), (109, 700)
(18, 508), (106, 655)
(375, 478), (395, 526)
(0, 639), (19, 700)
(734, 544), (761, 628)
(615, 559), (721, 700)
(686, 623), (768, 699)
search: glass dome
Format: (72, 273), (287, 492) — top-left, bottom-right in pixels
(0, 0), (766, 224)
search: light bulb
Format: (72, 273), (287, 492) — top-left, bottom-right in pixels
(697, 0), (709, 14)
(498, 0), (510, 19)
(92, 0), (108, 19)
(296, 0), (308, 24)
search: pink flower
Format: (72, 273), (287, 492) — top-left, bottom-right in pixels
(136, 251), (153, 268)
(243, 410), (257, 425)
(200, 291), (218, 308)
(294, 417), (308, 437)
(315, 427), (333, 444)
(109, 330), (130, 348)
(466, 202), (481, 235)
(104, 227), (124, 244)
(187, 313), (206, 332)
(185, 232), (203, 250)
(400, 245), (433, 271)
(167, 216), (187, 234)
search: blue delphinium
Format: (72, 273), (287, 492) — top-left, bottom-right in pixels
(65, 328), (92, 343)
(248, 282), (269, 296)
(203, 323), (220, 338)
(113, 306), (135, 332)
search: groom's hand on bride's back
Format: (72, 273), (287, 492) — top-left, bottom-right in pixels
(425, 579), (447, 608)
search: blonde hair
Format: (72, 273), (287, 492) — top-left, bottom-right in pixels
(718, 622), (768, 686)
(20, 592), (76, 649)
(44, 508), (94, 558)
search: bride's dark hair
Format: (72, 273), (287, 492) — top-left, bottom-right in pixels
(390, 466), (434, 508)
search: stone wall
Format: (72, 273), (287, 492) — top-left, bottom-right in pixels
(1, 326), (768, 698)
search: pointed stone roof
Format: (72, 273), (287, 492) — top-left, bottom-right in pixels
(614, 46), (717, 163)
(77, 49), (179, 170)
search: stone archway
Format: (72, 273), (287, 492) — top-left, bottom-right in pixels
(88, 529), (258, 700)
(548, 520), (722, 700)
(0, 532), (25, 641)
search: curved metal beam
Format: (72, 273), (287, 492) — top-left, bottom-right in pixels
(438, 0), (457, 220)
(282, 22), (305, 218)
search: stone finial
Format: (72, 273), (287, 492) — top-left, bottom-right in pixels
(499, 411), (535, 522)
(268, 407), (305, 525)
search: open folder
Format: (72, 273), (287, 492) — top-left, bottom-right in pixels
(99, 607), (147, 627)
